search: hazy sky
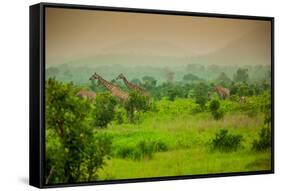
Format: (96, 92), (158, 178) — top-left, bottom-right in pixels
(46, 7), (271, 66)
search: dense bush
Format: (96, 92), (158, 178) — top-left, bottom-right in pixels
(233, 68), (249, 83)
(45, 78), (112, 183)
(211, 129), (243, 152)
(114, 105), (127, 124)
(156, 98), (198, 116)
(125, 91), (150, 123)
(240, 92), (271, 118)
(209, 99), (225, 120)
(193, 82), (209, 109)
(93, 93), (117, 128)
(252, 127), (271, 151)
(115, 140), (168, 160)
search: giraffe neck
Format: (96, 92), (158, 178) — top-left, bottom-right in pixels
(97, 75), (129, 101)
(122, 77), (134, 89)
(97, 76), (114, 92)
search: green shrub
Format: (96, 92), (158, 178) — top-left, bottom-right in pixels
(115, 140), (168, 160)
(209, 99), (225, 120)
(210, 99), (220, 111)
(212, 109), (225, 120)
(152, 140), (168, 152)
(134, 140), (154, 160)
(193, 82), (209, 109)
(45, 78), (112, 183)
(114, 106), (127, 124)
(115, 146), (134, 159)
(211, 129), (243, 152)
(93, 93), (117, 128)
(125, 91), (150, 123)
(252, 127), (271, 151)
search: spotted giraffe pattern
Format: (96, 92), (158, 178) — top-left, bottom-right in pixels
(116, 73), (149, 96)
(90, 73), (129, 101)
(212, 85), (230, 99)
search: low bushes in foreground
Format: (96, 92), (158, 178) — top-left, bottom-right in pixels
(209, 99), (225, 120)
(252, 127), (271, 151)
(211, 129), (243, 152)
(115, 139), (168, 160)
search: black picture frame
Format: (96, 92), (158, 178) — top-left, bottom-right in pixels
(30, 2), (274, 188)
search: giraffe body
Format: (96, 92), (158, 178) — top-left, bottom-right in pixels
(116, 73), (149, 96)
(90, 73), (129, 101)
(211, 85), (230, 99)
(76, 89), (96, 100)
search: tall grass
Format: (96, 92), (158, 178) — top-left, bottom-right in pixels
(95, 99), (270, 180)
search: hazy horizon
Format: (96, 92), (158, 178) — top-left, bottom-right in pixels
(46, 7), (271, 67)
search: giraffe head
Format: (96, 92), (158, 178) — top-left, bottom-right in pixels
(116, 73), (126, 80)
(89, 72), (99, 81)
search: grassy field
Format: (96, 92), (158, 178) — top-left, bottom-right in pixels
(96, 100), (271, 180)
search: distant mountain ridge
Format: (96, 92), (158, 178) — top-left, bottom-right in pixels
(188, 25), (271, 66)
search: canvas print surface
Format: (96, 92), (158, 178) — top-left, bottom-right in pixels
(45, 7), (272, 185)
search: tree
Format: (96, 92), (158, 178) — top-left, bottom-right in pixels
(93, 93), (117, 128)
(142, 76), (157, 90)
(125, 91), (149, 123)
(164, 68), (175, 83)
(130, 78), (141, 86)
(209, 99), (225, 120)
(166, 84), (184, 101)
(216, 72), (232, 87)
(45, 78), (111, 183)
(233, 68), (249, 82)
(183, 73), (200, 82)
(260, 91), (271, 127)
(193, 82), (209, 109)
(46, 67), (59, 78)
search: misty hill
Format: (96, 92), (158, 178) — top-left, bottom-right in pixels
(189, 25), (271, 66)
(46, 26), (271, 85)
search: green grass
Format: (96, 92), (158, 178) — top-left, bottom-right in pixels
(95, 102), (271, 181)
(98, 149), (271, 180)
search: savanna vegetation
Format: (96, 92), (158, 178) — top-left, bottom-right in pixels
(45, 64), (272, 184)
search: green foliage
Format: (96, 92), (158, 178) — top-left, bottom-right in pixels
(216, 72), (232, 87)
(115, 140), (168, 160)
(193, 82), (209, 109)
(209, 99), (225, 120)
(212, 110), (225, 120)
(209, 99), (220, 111)
(142, 76), (157, 90)
(252, 127), (271, 151)
(114, 105), (127, 124)
(125, 91), (150, 123)
(234, 68), (249, 83)
(240, 92), (271, 118)
(93, 93), (117, 128)
(44, 63), (272, 182)
(259, 91), (271, 126)
(155, 98), (198, 116)
(81, 132), (112, 181)
(211, 129), (243, 152)
(183, 73), (200, 82)
(167, 85), (183, 101)
(236, 82), (252, 96)
(45, 78), (112, 183)
(152, 82), (187, 100)
(130, 78), (141, 86)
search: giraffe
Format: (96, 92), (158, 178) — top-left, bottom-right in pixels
(76, 89), (96, 100)
(116, 73), (149, 96)
(209, 85), (230, 100)
(89, 73), (129, 101)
